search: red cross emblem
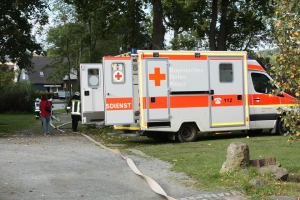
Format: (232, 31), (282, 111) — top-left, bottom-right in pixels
(115, 72), (122, 80)
(149, 67), (166, 86)
(113, 71), (124, 82)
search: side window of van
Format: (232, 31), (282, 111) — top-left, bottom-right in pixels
(219, 63), (233, 82)
(251, 73), (275, 94)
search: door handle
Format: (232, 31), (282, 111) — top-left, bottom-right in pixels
(254, 98), (260, 101)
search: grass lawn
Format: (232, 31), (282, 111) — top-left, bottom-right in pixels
(0, 113), (40, 136)
(83, 126), (300, 199)
(0, 110), (67, 136)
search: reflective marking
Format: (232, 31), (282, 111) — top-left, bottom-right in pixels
(211, 122), (245, 126)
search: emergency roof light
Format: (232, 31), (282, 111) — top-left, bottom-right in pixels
(131, 48), (137, 54)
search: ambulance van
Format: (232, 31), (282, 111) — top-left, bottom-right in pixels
(83, 50), (297, 142)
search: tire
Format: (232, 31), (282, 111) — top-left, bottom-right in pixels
(277, 119), (289, 136)
(176, 123), (198, 142)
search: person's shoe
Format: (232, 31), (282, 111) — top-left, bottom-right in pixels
(47, 132), (51, 135)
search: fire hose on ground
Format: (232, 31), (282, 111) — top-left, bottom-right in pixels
(51, 120), (176, 200)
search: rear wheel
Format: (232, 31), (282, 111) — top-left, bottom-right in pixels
(176, 123), (198, 142)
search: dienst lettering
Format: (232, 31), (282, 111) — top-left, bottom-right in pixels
(106, 103), (132, 109)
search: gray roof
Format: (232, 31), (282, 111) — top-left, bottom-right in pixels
(27, 57), (63, 84)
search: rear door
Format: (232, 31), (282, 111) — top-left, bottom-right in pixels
(80, 63), (104, 124)
(208, 56), (247, 128)
(145, 58), (170, 121)
(104, 58), (135, 125)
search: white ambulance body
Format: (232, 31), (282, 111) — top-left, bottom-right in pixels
(101, 50), (296, 142)
(80, 63), (105, 124)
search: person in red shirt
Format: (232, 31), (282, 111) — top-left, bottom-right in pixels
(39, 94), (52, 136)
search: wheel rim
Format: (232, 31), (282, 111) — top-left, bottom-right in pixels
(182, 126), (194, 140)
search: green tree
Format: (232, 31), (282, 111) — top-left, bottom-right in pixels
(163, 0), (273, 51)
(270, 0), (300, 142)
(0, 65), (15, 90)
(163, 0), (206, 50)
(63, 0), (123, 59)
(63, 0), (151, 53)
(45, 0), (84, 93)
(207, 0), (274, 50)
(0, 0), (49, 70)
(47, 22), (86, 93)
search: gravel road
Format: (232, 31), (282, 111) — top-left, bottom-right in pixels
(0, 113), (247, 200)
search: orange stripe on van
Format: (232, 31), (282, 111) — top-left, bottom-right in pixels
(247, 64), (265, 72)
(142, 95), (209, 109)
(142, 54), (208, 60)
(142, 94), (247, 109)
(106, 97), (133, 110)
(143, 97), (168, 109)
(171, 96), (209, 108)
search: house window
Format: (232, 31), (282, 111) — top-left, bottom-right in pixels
(50, 87), (58, 93)
(44, 85), (61, 93)
(40, 71), (44, 77)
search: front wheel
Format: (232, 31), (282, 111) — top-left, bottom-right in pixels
(277, 118), (289, 136)
(176, 123), (198, 142)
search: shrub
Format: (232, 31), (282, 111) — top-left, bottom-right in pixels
(0, 82), (39, 113)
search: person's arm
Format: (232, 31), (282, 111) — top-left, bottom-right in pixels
(67, 98), (72, 111)
(68, 98), (72, 107)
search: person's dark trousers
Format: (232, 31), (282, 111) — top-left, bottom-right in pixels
(71, 115), (81, 132)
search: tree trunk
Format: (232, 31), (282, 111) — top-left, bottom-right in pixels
(209, 0), (218, 50)
(88, 18), (92, 62)
(66, 38), (72, 96)
(152, 0), (165, 50)
(216, 0), (229, 50)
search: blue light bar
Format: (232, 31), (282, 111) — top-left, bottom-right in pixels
(131, 48), (137, 54)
